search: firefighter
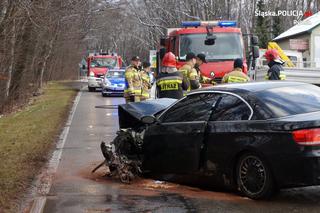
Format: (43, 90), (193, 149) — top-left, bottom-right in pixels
(179, 52), (201, 91)
(221, 58), (250, 83)
(156, 52), (189, 99)
(195, 53), (216, 85)
(124, 56), (142, 103)
(140, 61), (152, 101)
(264, 49), (286, 80)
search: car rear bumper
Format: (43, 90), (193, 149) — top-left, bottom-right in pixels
(273, 152), (320, 188)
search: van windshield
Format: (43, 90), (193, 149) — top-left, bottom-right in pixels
(179, 33), (243, 61)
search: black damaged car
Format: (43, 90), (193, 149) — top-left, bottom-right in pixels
(99, 81), (320, 199)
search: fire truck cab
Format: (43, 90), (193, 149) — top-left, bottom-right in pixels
(87, 53), (123, 92)
(160, 21), (257, 83)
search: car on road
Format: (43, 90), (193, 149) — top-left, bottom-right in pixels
(101, 69), (125, 97)
(102, 81), (320, 199)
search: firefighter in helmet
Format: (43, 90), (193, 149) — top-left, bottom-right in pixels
(179, 52), (201, 91)
(264, 49), (286, 80)
(221, 58), (250, 83)
(124, 56), (142, 103)
(140, 61), (152, 101)
(156, 52), (189, 99)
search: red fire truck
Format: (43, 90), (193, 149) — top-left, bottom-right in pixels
(159, 21), (259, 83)
(87, 53), (123, 92)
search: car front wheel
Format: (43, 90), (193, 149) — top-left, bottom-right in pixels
(236, 153), (275, 199)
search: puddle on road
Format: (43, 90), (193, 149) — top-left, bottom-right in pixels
(79, 162), (245, 203)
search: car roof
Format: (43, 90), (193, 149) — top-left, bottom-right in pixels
(191, 81), (309, 94)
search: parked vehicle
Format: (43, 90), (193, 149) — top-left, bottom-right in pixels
(101, 69), (125, 97)
(87, 53), (123, 92)
(98, 81), (320, 199)
(158, 21), (259, 83)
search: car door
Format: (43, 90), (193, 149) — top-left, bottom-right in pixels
(204, 92), (253, 175)
(143, 93), (221, 174)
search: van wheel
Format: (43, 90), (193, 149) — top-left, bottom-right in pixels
(236, 153), (275, 199)
(88, 87), (95, 92)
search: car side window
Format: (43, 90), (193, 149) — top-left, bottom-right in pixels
(210, 94), (251, 121)
(161, 93), (221, 123)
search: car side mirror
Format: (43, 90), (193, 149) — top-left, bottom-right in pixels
(141, 115), (158, 124)
(252, 46), (260, 58)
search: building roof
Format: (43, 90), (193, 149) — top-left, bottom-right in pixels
(273, 11), (320, 41)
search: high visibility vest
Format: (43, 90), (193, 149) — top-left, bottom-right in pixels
(124, 66), (142, 97)
(227, 76), (249, 83)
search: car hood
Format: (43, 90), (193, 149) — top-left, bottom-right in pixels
(118, 98), (177, 129)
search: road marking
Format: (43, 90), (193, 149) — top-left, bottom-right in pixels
(29, 90), (82, 213)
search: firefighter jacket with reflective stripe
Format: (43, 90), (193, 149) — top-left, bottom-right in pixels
(265, 60), (286, 80)
(221, 68), (250, 83)
(156, 71), (189, 99)
(140, 70), (151, 99)
(179, 63), (200, 91)
(124, 65), (142, 99)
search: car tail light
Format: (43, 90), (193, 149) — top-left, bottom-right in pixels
(292, 128), (320, 146)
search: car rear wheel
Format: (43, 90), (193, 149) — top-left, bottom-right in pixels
(236, 153), (275, 199)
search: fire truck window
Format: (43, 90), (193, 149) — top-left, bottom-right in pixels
(90, 58), (117, 68)
(179, 33), (243, 61)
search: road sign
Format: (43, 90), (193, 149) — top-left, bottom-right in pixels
(149, 50), (157, 68)
(289, 39), (309, 50)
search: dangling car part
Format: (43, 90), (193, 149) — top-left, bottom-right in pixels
(93, 98), (176, 183)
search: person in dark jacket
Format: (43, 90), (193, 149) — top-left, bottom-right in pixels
(264, 49), (286, 80)
(156, 52), (189, 99)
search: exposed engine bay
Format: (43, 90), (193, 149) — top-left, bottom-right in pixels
(92, 98), (176, 183)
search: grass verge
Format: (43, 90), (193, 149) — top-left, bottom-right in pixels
(0, 82), (78, 212)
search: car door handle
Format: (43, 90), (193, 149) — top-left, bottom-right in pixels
(192, 129), (201, 133)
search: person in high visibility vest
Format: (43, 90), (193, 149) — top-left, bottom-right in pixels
(156, 52), (189, 99)
(195, 53), (216, 85)
(179, 52), (201, 91)
(124, 56), (142, 103)
(140, 61), (152, 101)
(264, 49), (286, 80)
(221, 58), (250, 83)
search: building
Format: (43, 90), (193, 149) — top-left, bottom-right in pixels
(273, 11), (320, 68)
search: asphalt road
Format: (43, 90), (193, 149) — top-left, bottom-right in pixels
(40, 87), (320, 213)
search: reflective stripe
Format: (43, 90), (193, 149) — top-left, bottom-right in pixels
(227, 76), (248, 83)
(157, 79), (182, 91)
(280, 71), (286, 80)
(264, 72), (286, 80)
(141, 92), (150, 98)
(124, 89), (142, 94)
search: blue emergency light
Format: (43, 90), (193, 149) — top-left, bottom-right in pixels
(181, 21), (201, 27)
(181, 21), (237, 28)
(218, 21), (237, 27)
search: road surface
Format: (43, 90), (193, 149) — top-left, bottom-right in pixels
(32, 87), (320, 213)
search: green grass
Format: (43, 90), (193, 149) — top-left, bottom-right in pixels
(0, 82), (77, 211)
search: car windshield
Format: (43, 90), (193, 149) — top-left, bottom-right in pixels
(179, 33), (243, 61)
(255, 84), (320, 118)
(106, 71), (125, 78)
(91, 58), (117, 68)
